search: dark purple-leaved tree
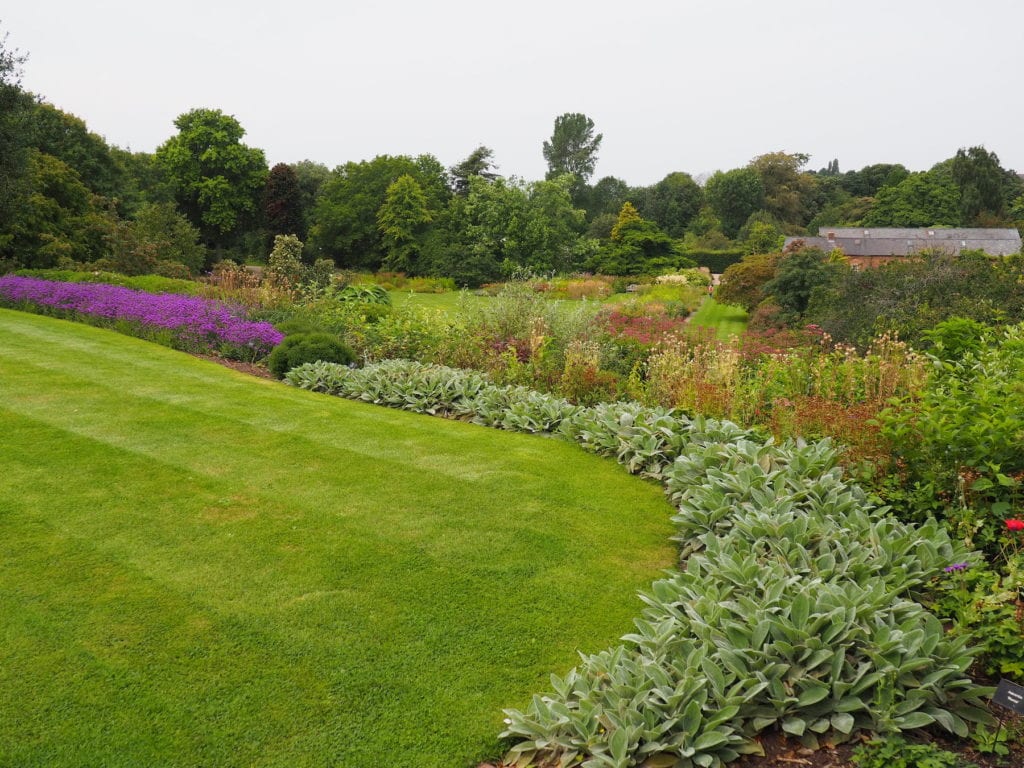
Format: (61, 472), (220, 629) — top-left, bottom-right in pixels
(263, 162), (306, 243)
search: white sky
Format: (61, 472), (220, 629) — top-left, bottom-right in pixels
(4, 1), (1022, 186)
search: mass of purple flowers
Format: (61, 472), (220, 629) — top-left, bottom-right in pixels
(0, 275), (283, 359)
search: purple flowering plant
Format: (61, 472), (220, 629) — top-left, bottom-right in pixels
(0, 275), (283, 361)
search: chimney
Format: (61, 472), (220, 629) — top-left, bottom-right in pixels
(827, 231), (835, 242)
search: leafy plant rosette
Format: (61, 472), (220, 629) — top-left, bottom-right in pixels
(285, 360), (994, 768)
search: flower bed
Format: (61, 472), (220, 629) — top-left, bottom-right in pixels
(0, 275), (283, 360)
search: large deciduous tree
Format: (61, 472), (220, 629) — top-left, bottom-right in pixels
(4, 150), (109, 268)
(704, 168), (765, 238)
(455, 174), (586, 276)
(27, 102), (127, 202)
(748, 151), (818, 227)
(0, 30), (32, 251)
(862, 168), (960, 228)
(542, 112), (602, 200)
(155, 108), (268, 250)
(580, 175), (630, 222)
(639, 172), (704, 237)
(951, 146), (1008, 223)
(309, 154), (449, 270)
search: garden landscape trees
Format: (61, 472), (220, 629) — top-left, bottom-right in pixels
(155, 108), (268, 253)
(5, 27), (1024, 766)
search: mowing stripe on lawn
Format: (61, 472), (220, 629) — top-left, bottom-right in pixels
(0, 309), (674, 768)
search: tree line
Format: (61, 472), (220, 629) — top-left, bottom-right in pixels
(2, 29), (1022, 285)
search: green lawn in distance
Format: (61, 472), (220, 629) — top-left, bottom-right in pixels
(688, 297), (749, 339)
(388, 289), (486, 313)
(0, 309), (674, 768)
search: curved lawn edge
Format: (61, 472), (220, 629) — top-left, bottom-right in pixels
(0, 309), (675, 768)
(285, 360), (988, 768)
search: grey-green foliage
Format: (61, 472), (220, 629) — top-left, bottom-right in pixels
(503, 441), (986, 768)
(283, 359), (992, 768)
(285, 359), (580, 431)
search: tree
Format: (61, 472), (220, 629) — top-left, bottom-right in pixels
(27, 102), (127, 201)
(0, 29), (32, 246)
(109, 148), (176, 214)
(542, 112), (602, 198)
(450, 145), (497, 195)
(862, 169), (960, 228)
(580, 175), (630, 221)
(377, 174), (433, 273)
(154, 108), (268, 250)
(764, 246), (841, 321)
(417, 195), (501, 287)
(589, 202), (691, 276)
(291, 160), (330, 237)
(610, 201), (643, 241)
(749, 151), (818, 227)
(309, 154), (448, 270)
(105, 201), (207, 276)
(951, 146), (1007, 223)
(520, 174), (587, 273)
(838, 163), (909, 197)
(4, 150), (108, 268)
(639, 172), (704, 237)
(743, 220), (784, 255)
(716, 252), (782, 312)
(704, 168), (765, 238)
(263, 163), (305, 241)
(451, 174), (585, 276)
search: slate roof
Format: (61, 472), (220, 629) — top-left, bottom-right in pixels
(785, 228), (1021, 257)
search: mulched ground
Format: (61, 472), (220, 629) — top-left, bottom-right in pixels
(480, 719), (1023, 768)
(195, 353), (1022, 768)
(191, 353), (276, 379)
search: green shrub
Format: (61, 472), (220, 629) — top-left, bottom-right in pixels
(878, 322), (1024, 545)
(851, 736), (976, 768)
(921, 317), (991, 362)
(267, 333), (355, 379)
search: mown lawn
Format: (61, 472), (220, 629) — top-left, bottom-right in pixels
(0, 309), (674, 768)
(388, 288), (486, 313)
(688, 297), (749, 338)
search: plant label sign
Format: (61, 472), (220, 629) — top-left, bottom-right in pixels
(993, 679), (1024, 714)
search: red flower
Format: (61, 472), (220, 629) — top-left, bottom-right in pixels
(1005, 519), (1024, 532)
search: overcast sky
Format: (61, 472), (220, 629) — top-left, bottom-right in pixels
(4, 1), (1022, 186)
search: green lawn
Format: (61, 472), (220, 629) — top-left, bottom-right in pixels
(0, 309), (674, 768)
(688, 297), (749, 339)
(388, 289), (486, 313)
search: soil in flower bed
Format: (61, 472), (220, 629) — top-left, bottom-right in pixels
(192, 352), (275, 379)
